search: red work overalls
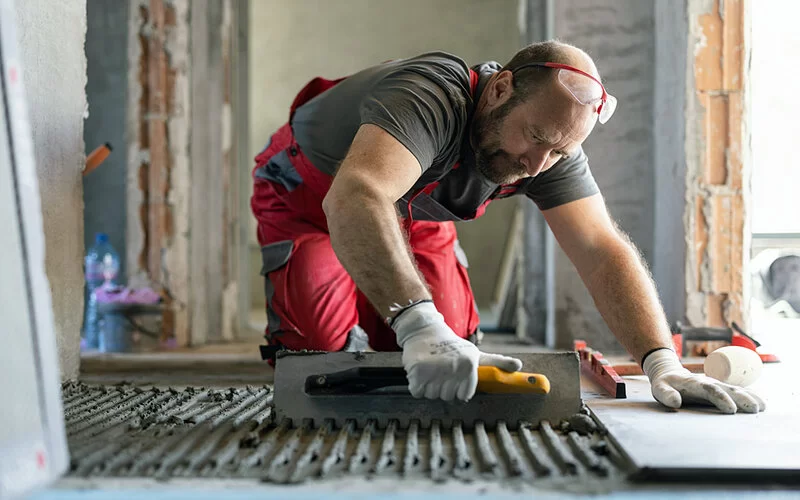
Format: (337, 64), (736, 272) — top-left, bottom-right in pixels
(251, 72), (481, 353)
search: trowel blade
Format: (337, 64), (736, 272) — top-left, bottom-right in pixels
(273, 351), (582, 430)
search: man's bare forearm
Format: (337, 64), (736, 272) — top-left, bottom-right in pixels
(324, 191), (430, 318)
(580, 235), (673, 362)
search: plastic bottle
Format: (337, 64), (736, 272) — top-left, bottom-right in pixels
(81, 233), (120, 350)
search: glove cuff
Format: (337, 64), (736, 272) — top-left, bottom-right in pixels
(387, 299), (433, 326)
(642, 347), (682, 381)
(640, 346), (673, 367)
(390, 301), (444, 346)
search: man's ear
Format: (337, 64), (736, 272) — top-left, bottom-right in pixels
(486, 70), (514, 107)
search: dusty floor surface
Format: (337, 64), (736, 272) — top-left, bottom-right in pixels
(48, 326), (799, 497)
(61, 382), (626, 488)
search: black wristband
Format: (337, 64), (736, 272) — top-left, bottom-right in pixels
(387, 299), (434, 327)
(640, 346), (674, 367)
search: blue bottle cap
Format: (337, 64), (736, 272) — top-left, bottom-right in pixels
(95, 233), (109, 244)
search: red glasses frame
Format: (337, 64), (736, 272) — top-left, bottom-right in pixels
(511, 62), (616, 124)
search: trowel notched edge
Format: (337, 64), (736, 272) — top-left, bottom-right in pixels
(273, 351), (582, 429)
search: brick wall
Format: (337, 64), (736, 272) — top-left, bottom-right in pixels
(126, 0), (240, 346)
(126, 0), (191, 344)
(686, 0), (748, 327)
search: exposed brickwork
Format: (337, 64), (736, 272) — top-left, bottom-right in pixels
(727, 92), (744, 190)
(710, 194), (734, 292)
(704, 94), (729, 185)
(221, 0), (238, 341)
(694, 195), (708, 290)
(146, 0), (168, 286)
(694, 3), (723, 91)
(722, 0), (745, 91)
(687, 0), (747, 327)
(705, 293), (727, 327)
(130, 0), (188, 343)
(128, 0), (240, 346)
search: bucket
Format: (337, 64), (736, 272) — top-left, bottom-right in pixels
(98, 305), (134, 353)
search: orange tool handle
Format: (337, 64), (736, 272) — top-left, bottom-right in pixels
(84, 143), (112, 176)
(476, 366), (550, 394)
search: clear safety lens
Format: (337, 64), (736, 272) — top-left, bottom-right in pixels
(557, 68), (603, 105)
(598, 94), (617, 124)
(557, 68), (617, 124)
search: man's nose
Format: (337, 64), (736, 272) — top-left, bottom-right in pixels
(522, 148), (550, 177)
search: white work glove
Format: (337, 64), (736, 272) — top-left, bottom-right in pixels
(643, 348), (766, 414)
(391, 301), (522, 402)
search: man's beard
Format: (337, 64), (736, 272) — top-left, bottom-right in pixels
(471, 101), (527, 185)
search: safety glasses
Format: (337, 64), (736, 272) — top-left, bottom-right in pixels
(512, 62), (617, 124)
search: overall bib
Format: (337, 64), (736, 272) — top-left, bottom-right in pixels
(251, 71), (483, 353)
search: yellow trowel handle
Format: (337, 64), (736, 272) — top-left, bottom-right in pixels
(476, 366), (551, 394)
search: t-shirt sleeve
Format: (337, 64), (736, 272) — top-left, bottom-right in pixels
(359, 66), (467, 172)
(525, 146), (600, 210)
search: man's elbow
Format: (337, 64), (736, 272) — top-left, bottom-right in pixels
(611, 226), (645, 263)
(579, 231), (640, 282)
(322, 190), (340, 220)
(324, 179), (392, 220)
(323, 181), (355, 220)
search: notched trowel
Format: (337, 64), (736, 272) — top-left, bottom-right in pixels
(273, 351), (582, 430)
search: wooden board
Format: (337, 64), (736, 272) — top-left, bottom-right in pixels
(587, 360), (800, 482)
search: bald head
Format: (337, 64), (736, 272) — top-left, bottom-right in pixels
(500, 40), (601, 104)
(556, 44), (600, 80)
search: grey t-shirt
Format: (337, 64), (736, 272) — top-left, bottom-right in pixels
(290, 52), (599, 221)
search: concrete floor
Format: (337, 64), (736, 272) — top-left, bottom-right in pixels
(57, 383), (623, 485)
(28, 478), (800, 500)
(36, 327), (800, 498)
